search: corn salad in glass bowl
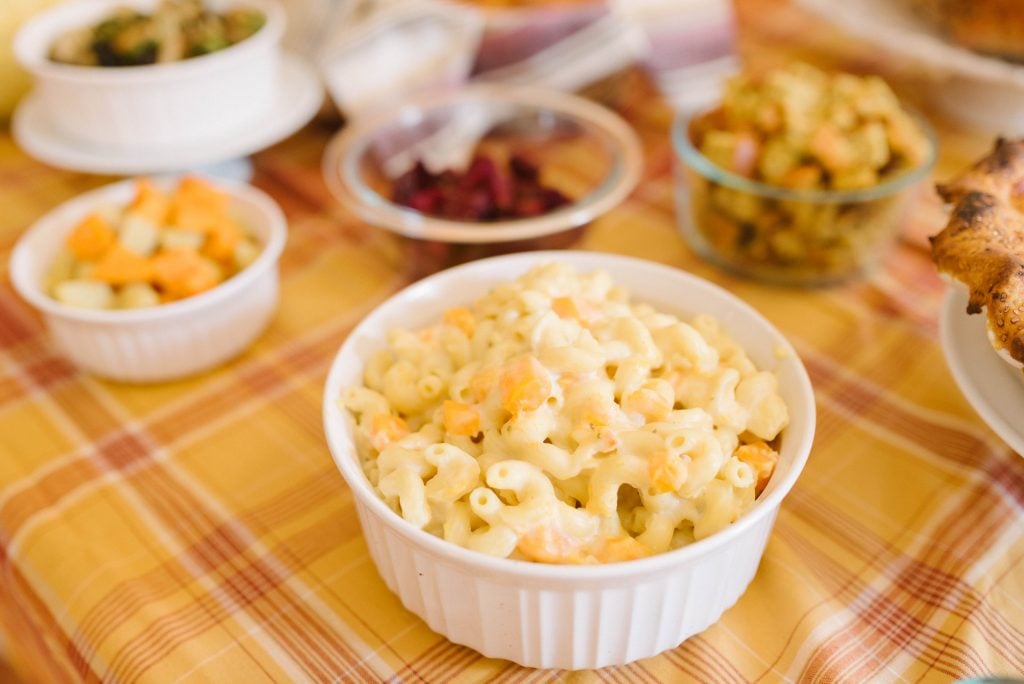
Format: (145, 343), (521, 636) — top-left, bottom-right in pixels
(672, 63), (936, 286)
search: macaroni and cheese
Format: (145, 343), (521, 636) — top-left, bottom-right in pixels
(341, 263), (789, 564)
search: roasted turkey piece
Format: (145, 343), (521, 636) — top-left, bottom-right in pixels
(930, 138), (1024, 366)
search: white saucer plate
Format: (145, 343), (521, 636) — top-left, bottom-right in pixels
(12, 53), (323, 176)
(940, 286), (1024, 456)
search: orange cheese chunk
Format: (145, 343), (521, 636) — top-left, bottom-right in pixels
(499, 355), (551, 415)
(648, 450), (687, 493)
(517, 524), (587, 564)
(736, 440), (779, 496)
(592, 535), (652, 563)
(171, 177), (230, 233)
(66, 213), (116, 261)
(150, 249), (221, 299)
(468, 367), (498, 403)
(442, 400), (480, 437)
(129, 179), (171, 224)
(443, 307), (475, 337)
(369, 413), (409, 451)
(202, 217), (243, 262)
(90, 245), (153, 285)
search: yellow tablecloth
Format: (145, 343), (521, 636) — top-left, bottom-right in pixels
(1, 0), (1022, 681)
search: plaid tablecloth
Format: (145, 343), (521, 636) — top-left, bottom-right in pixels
(1, 0), (1022, 681)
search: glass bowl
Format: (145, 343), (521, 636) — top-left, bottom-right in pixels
(671, 108), (937, 286)
(322, 83), (642, 245)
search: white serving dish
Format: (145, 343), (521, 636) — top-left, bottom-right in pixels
(322, 250), (816, 669)
(940, 285), (1024, 456)
(13, 0), (285, 149)
(9, 177), (287, 383)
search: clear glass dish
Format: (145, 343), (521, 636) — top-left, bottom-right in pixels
(671, 107), (938, 286)
(322, 83), (642, 245)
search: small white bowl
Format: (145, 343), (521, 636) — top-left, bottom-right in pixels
(322, 250), (816, 669)
(14, 0), (285, 149)
(9, 177), (287, 383)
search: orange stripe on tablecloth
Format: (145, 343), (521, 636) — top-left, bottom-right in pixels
(68, 557), (193, 676)
(632, 661), (667, 684)
(109, 469), (335, 682)
(388, 638), (465, 684)
(0, 375), (27, 405)
(684, 634), (747, 683)
(0, 457), (100, 539)
(663, 641), (740, 683)
(145, 362), (290, 445)
(120, 465), (378, 682)
(19, 354), (77, 391)
(786, 468), (1010, 673)
(415, 641), (482, 683)
(607, 660), (663, 684)
(915, 486), (1024, 672)
(68, 467), (344, 669)
(2, 548), (99, 682)
(47, 380), (124, 443)
(235, 466), (342, 532)
(790, 487), (984, 624)
(778, 528), (985, 681)
(0, 288), (41, 350)
(751, 416), (991, 680)
(145, 324), (353, 446)
(774, 520), (991, 679)
(805, 351), (1022, 491)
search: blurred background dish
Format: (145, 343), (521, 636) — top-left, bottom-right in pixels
(12, 52), (321, 175)
(14, 0), (286, 149)
(941, 284), (1024, 455)
(671, 64), (937, 286)
(11, 0), (323, 177)
(792, 0), (1024, 135)
(322, 83), (642, 244)
(318, 1), (483, 121)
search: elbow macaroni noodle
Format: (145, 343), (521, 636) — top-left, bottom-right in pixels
(341, 263), (789, 564)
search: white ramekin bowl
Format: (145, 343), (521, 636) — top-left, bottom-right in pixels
(13, 0), (285, 149)
(10, 177), (287, 383)
(322, 250), (816, 669)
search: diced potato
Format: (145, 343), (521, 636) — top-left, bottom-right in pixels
(160, 227), (206, 252)
(73, 261), (95, 279)
(44, 249), (76, 293)
(118, 212), (160, 256)
(53, 279), (114, 309)
(96, 203), (123, 226)
(117, 282), (161, 309)
(232, 238), (260, 271)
